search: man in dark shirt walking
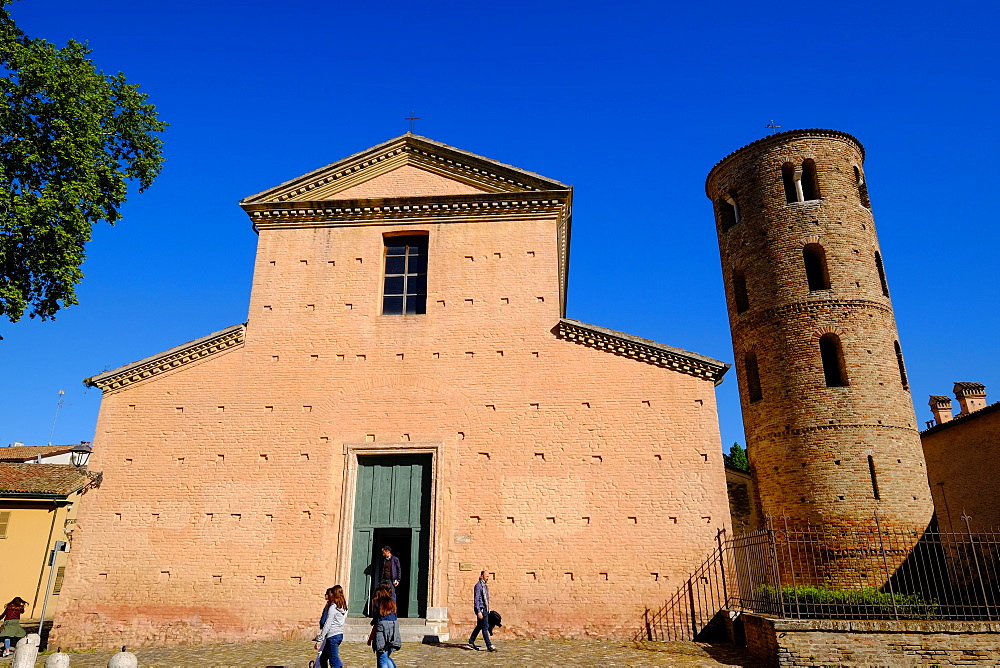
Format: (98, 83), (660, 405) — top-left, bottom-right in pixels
(465, 570), (497, 652)
(377, 545), (401, 601)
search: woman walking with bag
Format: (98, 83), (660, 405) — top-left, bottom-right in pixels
(313, 586), (347, 668)
(367, 584), (401, 668)
(0, 597), (27, 657)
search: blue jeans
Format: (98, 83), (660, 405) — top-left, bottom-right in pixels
(376, 650), (396, 667)
(468, 612), (493, 648)
(319, 633), (343, 668)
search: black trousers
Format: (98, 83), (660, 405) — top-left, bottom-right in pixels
(468, 611), (493, 648)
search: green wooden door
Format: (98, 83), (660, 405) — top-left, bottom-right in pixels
(349, 455), (431, 617)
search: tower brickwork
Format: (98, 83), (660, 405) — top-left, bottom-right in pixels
(706, 130), (933, 532)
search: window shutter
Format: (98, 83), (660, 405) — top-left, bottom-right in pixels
(0, 511), (10, 538)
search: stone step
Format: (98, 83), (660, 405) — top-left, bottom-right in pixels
(342, 617), (449, 643)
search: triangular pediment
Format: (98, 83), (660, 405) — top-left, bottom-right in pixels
(319, 163), (490, 200)
(241, 134), (570, 205)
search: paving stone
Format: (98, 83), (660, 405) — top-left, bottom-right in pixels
(5, 640), (763, 667)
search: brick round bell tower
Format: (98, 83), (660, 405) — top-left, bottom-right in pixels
(706, 129), (933, 532)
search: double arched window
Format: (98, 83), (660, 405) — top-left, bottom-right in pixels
(782, 160), (820, 203)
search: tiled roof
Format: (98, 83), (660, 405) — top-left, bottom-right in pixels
(0, 463), (98, 496)
(0, 444), (77, 462)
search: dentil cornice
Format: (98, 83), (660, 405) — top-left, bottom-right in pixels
(555, 319), (730, 385)
(85, 324), (246, 393)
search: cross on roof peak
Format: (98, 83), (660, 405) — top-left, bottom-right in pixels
(405, 111), (420, 134)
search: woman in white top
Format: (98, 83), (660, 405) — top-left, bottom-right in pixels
(314, 585), (348, 668)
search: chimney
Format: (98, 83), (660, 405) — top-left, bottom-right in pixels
(928, 395), (953, 425)
(954, 382), (987, 415)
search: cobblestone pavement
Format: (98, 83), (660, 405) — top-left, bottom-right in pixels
(4, 640), (765, 667)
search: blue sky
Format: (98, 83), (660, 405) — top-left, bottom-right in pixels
(2, 0), (997, 454)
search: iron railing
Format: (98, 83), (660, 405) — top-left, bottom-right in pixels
(635, 515), (1000, 642)
(730, 515), (1000, 621)
(637, 530), (729, 642)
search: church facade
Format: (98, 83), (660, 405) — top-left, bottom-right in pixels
(53, 135), (730, 647)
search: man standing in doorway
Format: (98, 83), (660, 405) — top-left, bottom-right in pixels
(466, 570), (497, 652)
(377, 545), (401, 601)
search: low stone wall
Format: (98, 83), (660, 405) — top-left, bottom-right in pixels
(742, 613), (1000, 666)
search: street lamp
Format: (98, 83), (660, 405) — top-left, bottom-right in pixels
(70, 443), (91, 468)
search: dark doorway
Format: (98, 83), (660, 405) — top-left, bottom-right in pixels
(349, 454), (431, 618)
(372, 528), (412, 617)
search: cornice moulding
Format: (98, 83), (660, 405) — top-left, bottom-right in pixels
(244, 191), (571, 228)
(85, 324), (246, 393)
(241, 134), (570, 205)
(760, 423), (918, 439)
(555, 319), (730, 385)
(738, 299), (894, 325)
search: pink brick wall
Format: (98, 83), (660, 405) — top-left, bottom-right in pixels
(53, 162), (730, 648)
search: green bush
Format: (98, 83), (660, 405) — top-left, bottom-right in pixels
(755, 585), (939, 619)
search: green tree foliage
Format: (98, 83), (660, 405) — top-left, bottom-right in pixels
(0, 2), (165, 328)
(724, 442), (749, 471)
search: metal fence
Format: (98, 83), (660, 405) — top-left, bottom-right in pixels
(636, 516), (1000, 642)
(730, 515), (1000, 621)
(637, 530), (730, 642)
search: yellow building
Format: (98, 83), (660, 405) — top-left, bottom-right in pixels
(0, 462), (101, 622)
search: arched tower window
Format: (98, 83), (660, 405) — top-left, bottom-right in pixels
(732, 270), (749, 314)
(854, 166), (871, 208)
(874, 251), (889, 297)
(819, 333), (848, 387)
(782, 163), (797, 203)
(803, 243), (831, 291)
(801, 159), (819, 200)
(718, 196), (739, 231)
(894, 340), (909, 390)
(744, 352), (763, 403)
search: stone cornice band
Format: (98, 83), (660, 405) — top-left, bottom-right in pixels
(758, 423), (918, 440)
(555, 319), (730, 384)
(736, 298), (895, 327)
(244, 191), (571, 229)
(85, 324), (246, 393)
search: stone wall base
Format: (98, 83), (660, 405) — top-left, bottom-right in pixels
(741, 613), (1000, 667)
